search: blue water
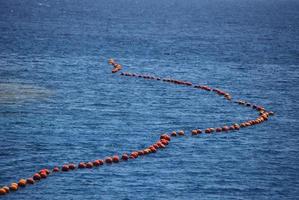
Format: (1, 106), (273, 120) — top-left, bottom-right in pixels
(0, 0), (299, 199)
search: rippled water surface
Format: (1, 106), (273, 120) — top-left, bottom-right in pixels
(0, 0), (299, 199)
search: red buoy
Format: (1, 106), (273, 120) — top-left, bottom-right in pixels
(40, 172), (47, 179)
(130, 152), (139, 159)
(160, 139), (169, 145)
(149, 146), (157, 153)
(33, 173), (41, 181)
(78, 162), (86, 169)
(52, 167), (59, 172)
(216, 127), (222, 132)
(105, 157), (113, 164)
(92, 160), (100, 166)
(26, 178), (35, 184)
(69, 164), (76, 170)
(61, 165), (69, 172)
(112, 155), (120, 163)
(86, 162), (93, 168)
(160, 134), (171, 141)
(122, 153), (129, 161)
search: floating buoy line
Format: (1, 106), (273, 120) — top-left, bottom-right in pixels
(0, 59), (274, 196)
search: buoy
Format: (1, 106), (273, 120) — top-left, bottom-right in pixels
(92, 160), (100, 166)
(112, 155), (120, 163)
(171, 131), (177, 137)
(149, 146), (157, 153)
(216, 127), (222, 132)
(78, 162), (86, 169)
(121, 153), (129, 161)
(61, 165), (69, 172)
(144, 149), (151, 154)
(153, 144), (159, 149)
(191, 130), (198, 135)
(2, 186), (9, 193)
(130, 152), (139, 159)
(160, 134), (171, 141)
(18, 179), (27, 187)
(222, 126), (229, 131)
(69, 164), (76, 170)
(205, 128), (211, 134)
(40, 172), (47, 179)
(52, 167), (59, 172)
(33, 173), (41, 181)
(105, 157), (113, 164)
(138, 150), (145, 156)
(86, 162), (93, 168)
(0, 188), (7, 195)
(26, 178), (35, 184)
(178, 130), (184, 136)
(9, 183), (18, 191)
(160, 139), (169, 145)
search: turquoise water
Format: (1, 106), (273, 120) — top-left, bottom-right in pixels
(0, 0), (299, 199)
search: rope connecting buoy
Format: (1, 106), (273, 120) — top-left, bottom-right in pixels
(0, 59), (275, 196)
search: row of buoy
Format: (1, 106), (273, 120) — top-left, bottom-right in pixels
(0, 131), (174, 196)
(109, 59), (274, 136)
(0, 59), (274, 196)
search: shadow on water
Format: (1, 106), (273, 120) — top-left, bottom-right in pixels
(0, 82), (53, 104)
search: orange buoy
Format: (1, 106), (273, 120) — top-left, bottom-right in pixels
(26, 178), (35, 184)
(39, 169), (50, 175)
(149, 146), (157, 153)
(105, 157), (113, 164)
(0, 188), (7, 195)
(112, 155), (120, 163)
(52, 167), (59, 172)
(178, 130), (184, 136)
(130, 152), (139, 159)
(33, 173), (41, 181)
(138, 150), (144, 156)
(61, 165), (69, 172)
(170, 131), (177, 137)
(69, 164), (76, 170)
(153, 144), (159, 149)
(2, 186), (9, 193)
(86, 162), (93, 168)
(9, 183), (18, 191)
(160, 134), (171, 141)
(121, 153), (129, 161)
(160, 139), (169, 145)
(191, 130), (198, 135)
(143, 149), (151, 154)
(18, 179), (27, 187)
(40, 171), (47, 179)
(92, 160), (100, 166)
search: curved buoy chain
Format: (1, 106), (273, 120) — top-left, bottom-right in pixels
(0, 59), (274, 196)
